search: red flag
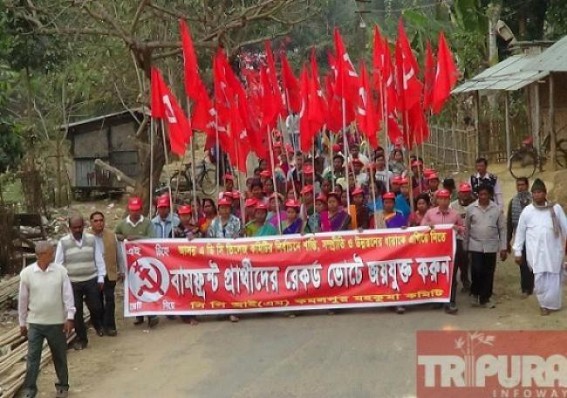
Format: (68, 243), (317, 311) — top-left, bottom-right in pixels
(325, 72), (342, 133)
(308, 50), (326, 133)
(150, 67), (192, 156)
(408, 104), (429, 146)
(431, 32), (459, 114)
(212, 51), (234, 158)
(395, 20), (423, 112)
(264, 41), (285, 124)
(423, 41), (436, 111)
(229, 99), (251, 173)
(180, 20), (206, 102)
(356, 62), (379, 148)
(299, 67), (313, 152)
(333, 28), (359, 104)
(281, 53), (301, 114)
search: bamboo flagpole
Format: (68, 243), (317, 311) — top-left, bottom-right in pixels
(160, 120), (176, 237)
(148, 117), (155, 218)
(267, 126), (283, 235)
(342, 98), (351, 209)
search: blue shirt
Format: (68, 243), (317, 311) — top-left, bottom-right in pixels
(151, 214), (180, 239)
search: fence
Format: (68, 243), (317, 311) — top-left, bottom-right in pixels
(422, 125), (478, 172)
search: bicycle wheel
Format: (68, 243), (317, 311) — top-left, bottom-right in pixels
(199, 168), (218, 196)
(555, 139), (567, 169)
(509, 150), (536, 179)
(170, 171), (192, 192)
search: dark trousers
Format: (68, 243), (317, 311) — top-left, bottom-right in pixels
(450, 255), (459, 305)
(100, 276), (117, 330)
(72, 277), (103, 343)
(23, 324), (69, 396)
(470, 252), (497, 304)
(519, 247), (534, 294)
(455, 240), (470, 287)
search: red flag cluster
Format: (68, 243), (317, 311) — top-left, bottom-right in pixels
(150, 19), (459, 162)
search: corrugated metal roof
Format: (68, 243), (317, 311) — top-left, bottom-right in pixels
(452, 54), (548, 94)
(523, 36), (567, 72)
(61, 107), (149, 130)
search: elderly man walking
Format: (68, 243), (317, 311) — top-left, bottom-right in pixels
(513, 178), (567, 315)
(18, 242), (76, 398)
(55, 215), (106, 350)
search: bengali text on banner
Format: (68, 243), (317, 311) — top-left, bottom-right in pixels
(124, 225), (455, 316)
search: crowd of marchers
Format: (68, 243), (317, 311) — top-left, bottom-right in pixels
(15, 145), (567, 398)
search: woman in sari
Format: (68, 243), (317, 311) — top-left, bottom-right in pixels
(245, 203), (278, 237)
(305, 193), (327, 234)
(381, 192), (408, 229)
(325, 192), (351, 232)
(281, 199), (304, 235)
(408, 193), (431, 227)
(198, 198), (217, 236)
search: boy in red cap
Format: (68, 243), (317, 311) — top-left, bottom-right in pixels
(421, 189), (464, 315)
(300, 184), (315, 221)
(172, 205), (200, 239)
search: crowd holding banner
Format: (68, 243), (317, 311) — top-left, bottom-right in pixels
(123, 227), (455, 316)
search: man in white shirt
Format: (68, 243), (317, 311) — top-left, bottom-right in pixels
(55, 215), (106, 350)
(513, 178), (567, 315)
(19, 241), (75, 398)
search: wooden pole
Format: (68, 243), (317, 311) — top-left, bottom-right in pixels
(267, 126), (283, 235)
(534, 82), (541, 155)
(505, 92), (511, 166)
(341, 98), (351, 208)
(549, 74), (557, 171)
(148, 118), (154, 218)
(474, 91), (481, 159)
(160, 121), (175, 236)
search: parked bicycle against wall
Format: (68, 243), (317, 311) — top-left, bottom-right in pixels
(508, 130), (567, 179)
(170, 159), (217, 196)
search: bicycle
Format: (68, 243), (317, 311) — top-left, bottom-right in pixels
(508, 132), (567, 179)
(170, 159), (217, 196)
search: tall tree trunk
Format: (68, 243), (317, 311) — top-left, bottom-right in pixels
(487, 2), (502, 66)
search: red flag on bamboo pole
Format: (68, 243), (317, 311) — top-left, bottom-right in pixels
(423, 41), (436, 112)
(281, 53), (301, 114)
(299, 67), (314, 152)
(431, 31), (458, 114)
(180, 20), (206, 102)
(395, 20), (422, 112)
(333, 28), (359, 105)
(151, 67), (192, 156)
(356, 62), (379, 148)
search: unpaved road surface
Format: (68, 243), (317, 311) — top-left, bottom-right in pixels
(34, 262), (567, 398)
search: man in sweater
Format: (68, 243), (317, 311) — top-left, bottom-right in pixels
(115, 196), (158, 328)
(55, 215), (106, 350)
(89, 211), (125, 336)
(19, 241), (75, 398)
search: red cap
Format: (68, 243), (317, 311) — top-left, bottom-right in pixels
(436, 189), (451, 198)
(300, 184), (314, 194)
(458, 183), (472, 193)
(285, 143), (294, 153)
(352, 187), (364, 196)
(224, 173), (234, 181)
(231, 191), (241, 200)
(285, 199), (301, 209)
(177, 205), (192, 215)
(273, 142), (282, 149)
(128, 196), (143, 211)
(382, 192), (396, 200)
(315, 193), (327, 202)
(218, 197), (232, 207)
(332, 144), (341, 153)
(260, 170), (271, 178)
(427, 173), (439, 181)
(392, 176), (403, 185)
(255, 203), (268, 211)
(245, 198), (258, 208)
(302, 165), (314, 174)
(399, 177), (410, 185)
(423, 168), (436, 178)
(157, 196), (170, 208)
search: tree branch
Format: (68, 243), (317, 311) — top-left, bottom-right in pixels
(130, 0), (150, 34)
(94, 159), (136, 187)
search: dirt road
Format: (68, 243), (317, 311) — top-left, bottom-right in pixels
(34, 261), (566, 398)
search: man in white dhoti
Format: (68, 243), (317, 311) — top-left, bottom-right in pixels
(512, 178), (567, 315)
